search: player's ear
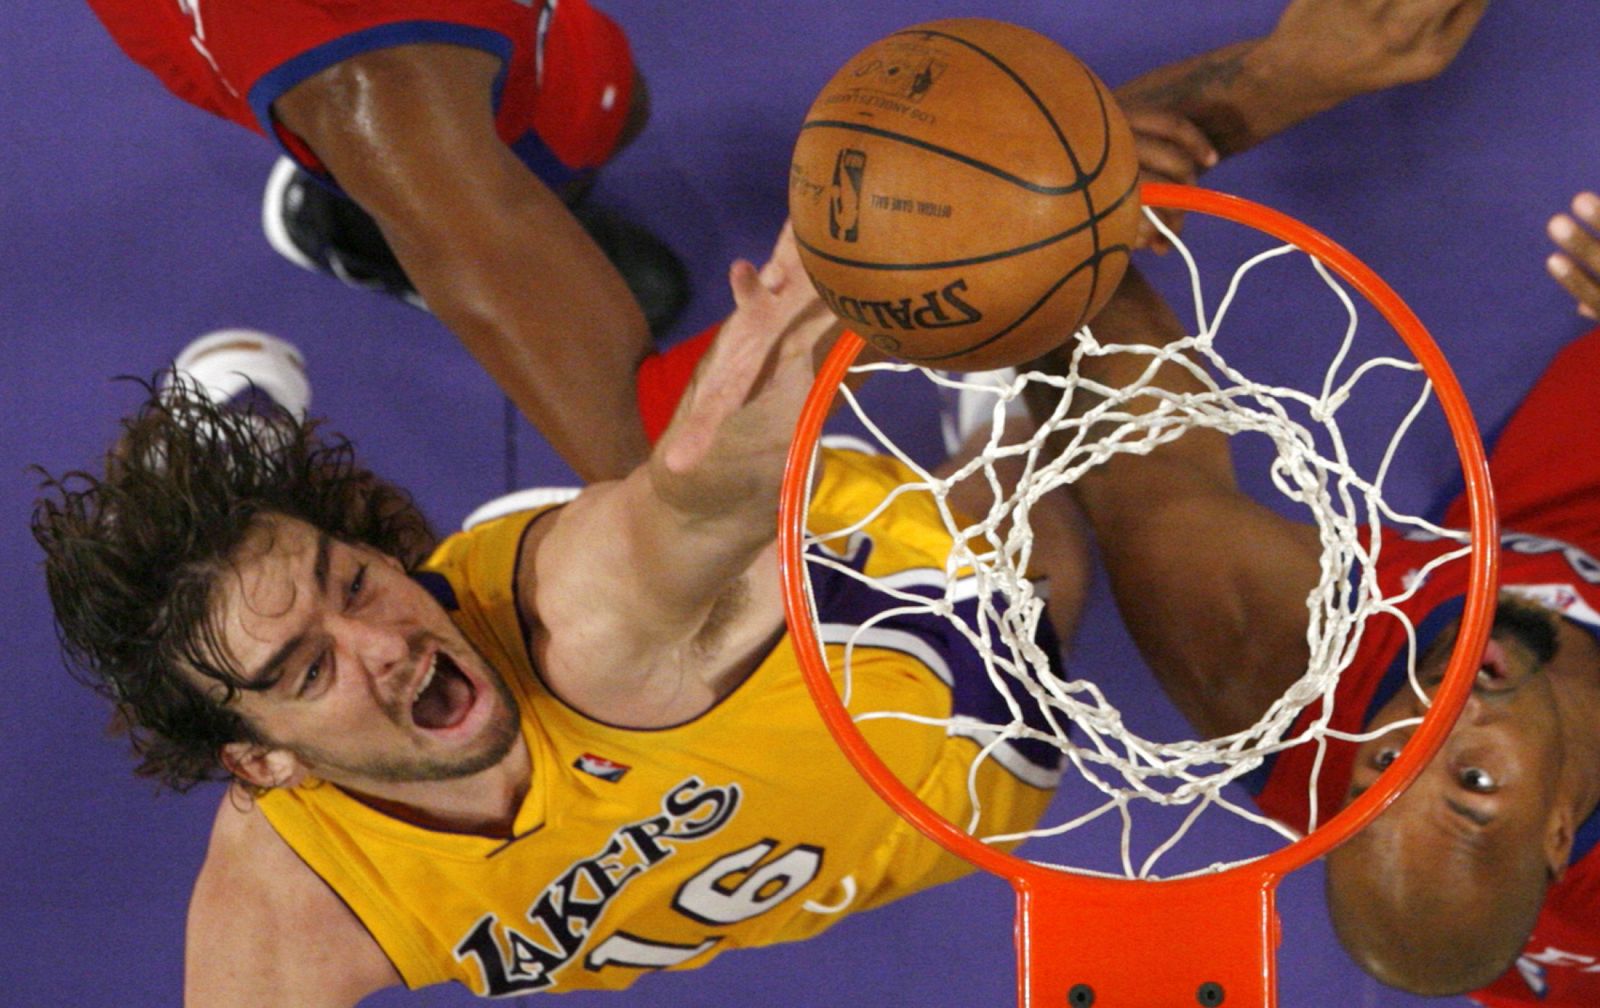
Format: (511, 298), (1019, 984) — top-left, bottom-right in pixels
(221, 742), (305, 791)
(1542, 805), (1576, 884)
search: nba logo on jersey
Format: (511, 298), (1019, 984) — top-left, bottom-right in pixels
(573, 753), (631, 782)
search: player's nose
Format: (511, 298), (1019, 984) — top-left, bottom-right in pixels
(1455, 687), (1493, 726)
(333, 613), (410, 677)
(1420, 676), (1502, 731)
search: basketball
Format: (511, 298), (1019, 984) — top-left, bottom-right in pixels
(788, 18), (1141, 371)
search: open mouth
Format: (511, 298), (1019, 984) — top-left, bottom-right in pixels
(1422, 637), (1516, 694)
(411, 651), (478, 731)
(1475, 637), (1514, 692)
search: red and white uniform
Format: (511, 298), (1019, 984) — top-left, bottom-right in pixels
(1255, 328), (1600, 1006)
(84, 0), (636, 192)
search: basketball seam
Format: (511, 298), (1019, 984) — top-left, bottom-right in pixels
(886, 27), (1111, 182)
(792, 190), (1125, 272)
(797, 119), (1091, 197)
(898, 236), (1131, 363)
(886, 26), (1125, 344)
(886, 177), (1138, 364)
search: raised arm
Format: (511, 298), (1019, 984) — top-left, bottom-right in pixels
(522, 225), (842, 726)
(1117, 0), (1487, 249)
(1036, 270), (1325, 738)
(1119, 0), (1486, 159)
(272, 44), (652, 483)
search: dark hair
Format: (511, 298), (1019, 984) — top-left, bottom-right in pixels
(31, 378), (436, 792)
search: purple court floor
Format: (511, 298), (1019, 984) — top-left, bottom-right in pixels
(4, 2), (1596, 1005)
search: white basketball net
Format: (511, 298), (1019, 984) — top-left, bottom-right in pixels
(794, 209), (1474, 880)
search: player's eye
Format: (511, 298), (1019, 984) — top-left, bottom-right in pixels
(297, 647), (336, 698)
(1373, 746), (1400, 770)
(348, 563), (367, 603)
(1459, 766), (1498, 793)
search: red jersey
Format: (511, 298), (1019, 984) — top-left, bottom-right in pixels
(83, 0), (635, 190)
(1256, 328), (1600, 1006)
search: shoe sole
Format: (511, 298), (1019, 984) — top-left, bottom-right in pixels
(261, 156), (321, 274)
(462, 487), (581, 530)
(167, 328), (313, 420)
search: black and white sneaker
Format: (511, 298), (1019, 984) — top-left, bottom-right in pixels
(146, 329), (311, 468)
(261, 157), (690, 335)
(568, 201), (691, 338)
(262, 157), (427, 310)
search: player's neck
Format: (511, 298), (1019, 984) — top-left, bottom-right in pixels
(339, 734), (533, 837)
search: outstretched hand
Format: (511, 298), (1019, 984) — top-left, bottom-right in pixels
(1548, 192), (1600, 320)
(653, 223), (841, 510)
(533, 225), (840, 722)
(1262, 0), (1488, 101)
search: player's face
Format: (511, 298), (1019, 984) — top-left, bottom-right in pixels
(210, 514), (521, 790)
(1347, 599), (1568, 853)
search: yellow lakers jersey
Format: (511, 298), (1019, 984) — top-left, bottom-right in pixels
(258, 449), (1056, 995)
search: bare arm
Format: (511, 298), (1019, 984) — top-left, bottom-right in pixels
(1037, 270), (1325, 738)
(1119, 0), (1487, 158)
(1117, 0), (1487, 249)
(522, 225), (841, 726)
(187, 794), (399, 1007)
(273, 44), (651, 482)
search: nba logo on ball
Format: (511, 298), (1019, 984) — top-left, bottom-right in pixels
(789, 18), (1141, 371)
(830, 149), (866, 242)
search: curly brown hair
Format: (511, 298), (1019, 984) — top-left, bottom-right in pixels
(31, 377), (437, 792)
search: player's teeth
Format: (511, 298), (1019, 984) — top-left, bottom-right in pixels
(416, 654), (438, 699)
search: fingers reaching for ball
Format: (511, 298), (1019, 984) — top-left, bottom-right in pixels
(1547, 192), (1600, 321)
(1123, 106), (1218, 253)
(756, 221), (801, 293)
(656, 235), (833, 478)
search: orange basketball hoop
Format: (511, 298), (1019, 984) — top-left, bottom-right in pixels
(777, 184), (1497, 1007)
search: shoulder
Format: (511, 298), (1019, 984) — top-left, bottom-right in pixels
(425, 506), (553, 608)
(186, 791), (399, 1007)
